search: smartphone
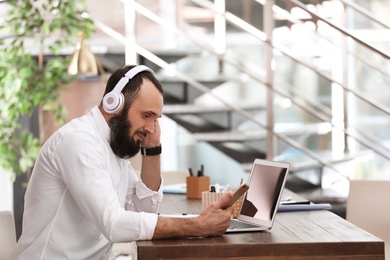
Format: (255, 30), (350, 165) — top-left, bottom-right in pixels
(227, 183), (249, 207)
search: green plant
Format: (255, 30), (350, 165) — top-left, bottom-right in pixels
(0, 0), (95, 180)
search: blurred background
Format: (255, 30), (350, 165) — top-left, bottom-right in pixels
(1, 0), (389, 237)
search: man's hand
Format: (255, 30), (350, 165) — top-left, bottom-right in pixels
(196, 192), (234, 236)
(140, 119), (161, 148)
(139, 118), (161, 191)
(153, 193), (234, 239)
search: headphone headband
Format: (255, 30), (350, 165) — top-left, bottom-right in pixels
(103, 65), (155, 114)
(110, 65), (155, 95)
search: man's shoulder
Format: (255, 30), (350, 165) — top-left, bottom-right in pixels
(61, 112), (96, 135)
(45, 112), (102, 150)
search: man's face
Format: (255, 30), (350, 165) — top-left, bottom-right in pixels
(108, 78), (163, 159)
(109, 110), (141, 159)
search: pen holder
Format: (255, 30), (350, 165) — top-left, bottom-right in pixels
(186, 176), (210, 199)
(202, 191), (243, 218)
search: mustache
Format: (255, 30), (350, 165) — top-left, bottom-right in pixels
(136, 131), (148, 138)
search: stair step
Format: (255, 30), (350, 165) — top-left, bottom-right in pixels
(279, 149), (374, 171)
(193, 122), (332, 142)
(159, 75), (234, 104)
(96, 49), (203, 73)
(209, 142), (265, 164)
(163, 104), (264, 114)
(248, 149), (373, 172)
(139, 50), (201, 72)
(166, 114), (226, 133)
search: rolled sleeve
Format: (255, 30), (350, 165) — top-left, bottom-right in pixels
(110, 211), (158, 242)
(138, 212), (158, 240)
(126, 178), (163, 216)
(136, 179), (163, 201)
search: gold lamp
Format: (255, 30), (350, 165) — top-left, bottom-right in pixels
(68, 31), (105, 78)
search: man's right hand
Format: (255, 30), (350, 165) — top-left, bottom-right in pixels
(196, 192), (234, 236)
(153, 193), (234, 239)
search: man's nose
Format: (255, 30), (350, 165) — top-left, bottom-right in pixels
(144, 120), (155, 132)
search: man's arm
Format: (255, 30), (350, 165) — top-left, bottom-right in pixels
(139, 118), (162, 191)
(140, 154), (161, 191)
(153, 193), (234, 238)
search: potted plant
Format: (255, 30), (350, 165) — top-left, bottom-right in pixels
(0, 0), (95, 181)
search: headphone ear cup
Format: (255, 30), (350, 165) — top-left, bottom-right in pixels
(102, 65), (155, 114)
(103, 92), (124, 114)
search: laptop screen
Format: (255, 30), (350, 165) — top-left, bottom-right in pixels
(237, 159), (290, 227)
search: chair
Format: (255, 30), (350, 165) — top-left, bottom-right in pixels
(0, 211), (16, 259)
(346, 180), (390, 260)
(110, 242), (136, 260)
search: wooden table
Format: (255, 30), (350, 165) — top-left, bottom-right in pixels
(136, 192), (384, 259)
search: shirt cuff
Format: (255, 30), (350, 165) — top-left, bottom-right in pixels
(136, 178), (163, 203)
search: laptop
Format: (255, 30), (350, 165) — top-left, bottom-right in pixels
(226, 158), (290, 233)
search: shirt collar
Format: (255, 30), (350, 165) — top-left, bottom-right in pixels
(91, 106), (110, 142)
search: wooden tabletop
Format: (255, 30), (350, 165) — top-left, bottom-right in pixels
(136, 192), (384, 260)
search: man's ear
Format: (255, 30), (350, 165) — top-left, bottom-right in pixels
(99, 105), (119, 123)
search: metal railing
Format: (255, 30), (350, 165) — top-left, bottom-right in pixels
(88, 0), (389, 178)
(188, 0), (390, 163)
(340, 0), (390, 30)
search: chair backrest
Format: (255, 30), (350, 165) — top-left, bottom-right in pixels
(0, 211), (16, 259)
(346, 180), (390, 259)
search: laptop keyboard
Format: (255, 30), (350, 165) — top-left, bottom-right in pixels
(229, 219), (261, 230)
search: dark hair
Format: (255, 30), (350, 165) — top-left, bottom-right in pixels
(102, 65), (163, 112)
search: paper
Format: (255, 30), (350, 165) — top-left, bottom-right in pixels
(163, 183), (186, 194)
(163, 183), (227, 194)
(158, 213), (199, 218)
(277, 203), (332, 212)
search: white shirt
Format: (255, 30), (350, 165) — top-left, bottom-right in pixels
(9, 106), (163, 260)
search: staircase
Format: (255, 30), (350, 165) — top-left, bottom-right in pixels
(90, 0), (390, 214)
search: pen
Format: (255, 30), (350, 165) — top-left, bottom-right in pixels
(188, 168), (194, 177)
(197, 165), (204, 177)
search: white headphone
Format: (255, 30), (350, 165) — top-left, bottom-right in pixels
(102, 65), (155, 114)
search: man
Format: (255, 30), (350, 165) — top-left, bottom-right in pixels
(9, 65), (234, 259)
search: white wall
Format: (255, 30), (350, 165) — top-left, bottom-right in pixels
(160, 116), (179, 171)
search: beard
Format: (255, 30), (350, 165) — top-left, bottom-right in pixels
(109, 111), (142, 159)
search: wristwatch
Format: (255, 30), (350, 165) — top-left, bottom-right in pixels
(140, 144), (162, 156)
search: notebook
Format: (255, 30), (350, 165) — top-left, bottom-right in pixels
(226, 158), (290, 233)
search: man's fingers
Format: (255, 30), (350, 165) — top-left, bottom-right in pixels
(216, 192), (233, 209)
